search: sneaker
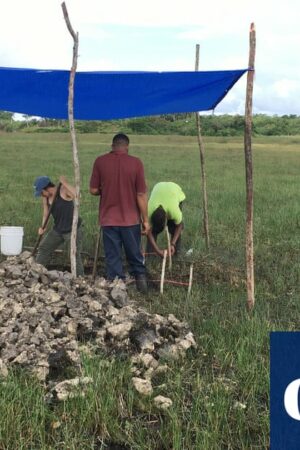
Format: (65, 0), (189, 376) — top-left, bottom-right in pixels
(135, 273), (148, 294)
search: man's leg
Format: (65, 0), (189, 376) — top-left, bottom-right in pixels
(121, 225), (147, 293)
(63, 225), (85, 276)
(167, 220), (182, 255)
(36, 229), (63, 267)
(102, 226), (124, 280)
(168, 202), (184, 255)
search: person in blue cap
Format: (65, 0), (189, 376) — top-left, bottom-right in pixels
(33, 175), (84, 276)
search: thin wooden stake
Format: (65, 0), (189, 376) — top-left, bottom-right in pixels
(92, 229), (101, 282)
(141, 235), (146, 265)
(165, 226), (172, 271)
(160, 250), (167, 294)
(187, 263), (194, 296)
(195, 44), (210, 250)
(61, 2), (80, 277)
(244, 23), (256, 310)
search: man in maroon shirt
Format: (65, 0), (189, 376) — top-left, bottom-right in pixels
(89, 133), (149, 293)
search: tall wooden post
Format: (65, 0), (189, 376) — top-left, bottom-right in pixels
(244, 23), (256, 310)
(61, 2), (80, 277)
(195, 44), (210, 250)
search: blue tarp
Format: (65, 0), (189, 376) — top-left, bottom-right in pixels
(0, 67), (247, 120)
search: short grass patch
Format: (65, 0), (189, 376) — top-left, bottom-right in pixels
(0, 132), (299, 449)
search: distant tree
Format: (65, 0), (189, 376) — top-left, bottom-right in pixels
(0, 111), (13, 121)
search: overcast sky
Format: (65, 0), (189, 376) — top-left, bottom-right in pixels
(0, 0), (299, 116)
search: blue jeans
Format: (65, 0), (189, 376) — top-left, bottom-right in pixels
(102, 225), (145, 280)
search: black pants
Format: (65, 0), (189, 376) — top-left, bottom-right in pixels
(36, 225), (84, 276)
(102, 224), (145, 280)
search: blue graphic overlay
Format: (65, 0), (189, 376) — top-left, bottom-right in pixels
(270, 332), (300, 449)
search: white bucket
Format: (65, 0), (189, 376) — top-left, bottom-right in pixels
(0, 226), (24, 256)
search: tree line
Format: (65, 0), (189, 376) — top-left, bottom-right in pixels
(1, 111), (300, 136)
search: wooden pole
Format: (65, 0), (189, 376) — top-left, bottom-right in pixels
(61, 2), (80, 277)
(195, 44), (210, 250)
(244, 23), (256, 310)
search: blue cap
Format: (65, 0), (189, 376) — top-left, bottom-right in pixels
(33, 176), (51, 197)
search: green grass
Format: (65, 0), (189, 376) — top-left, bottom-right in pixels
(0, 132), (299, 449)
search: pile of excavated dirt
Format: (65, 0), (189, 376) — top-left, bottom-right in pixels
(0, 252), (196, 402)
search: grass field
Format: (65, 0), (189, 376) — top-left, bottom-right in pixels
(0, 132), (299, 449)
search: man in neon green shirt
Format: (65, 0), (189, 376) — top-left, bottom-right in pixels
(146, 182), (186, 257)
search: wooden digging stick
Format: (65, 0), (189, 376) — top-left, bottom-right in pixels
(160, 250), (167, 294)
(32, 183), (62, 256)
(187, 263), (194, 296)
(165, 226), (172, 271)
(92, 229), (101, 282)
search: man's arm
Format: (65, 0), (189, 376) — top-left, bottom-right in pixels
(170, 223), (183, 255)
(171, 223), (183, 246)
(38, 196), (49, 235)
(147, 230), (165, 257)
(149, 223), (183, 258)
(89, 158), (101, 196)
(136, 192), (150, 235)
(90, 187), (100, 196)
